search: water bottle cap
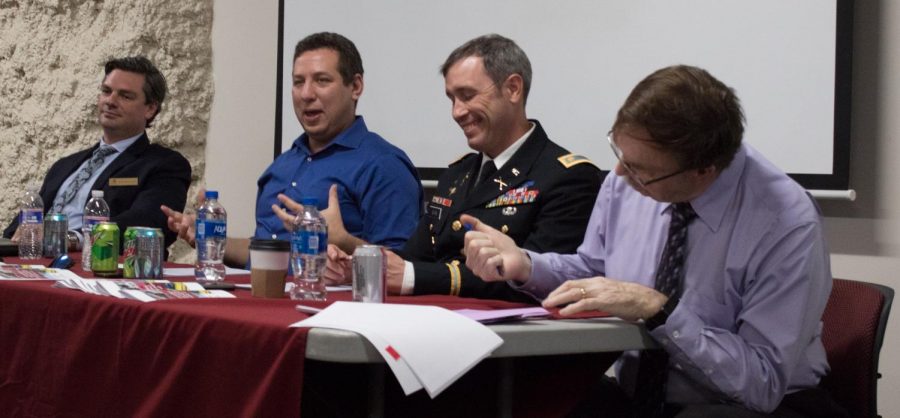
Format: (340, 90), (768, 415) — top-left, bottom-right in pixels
(300, 197), (318, 206)
(205, 190), (219, 199)
(91, 190), (104, 198)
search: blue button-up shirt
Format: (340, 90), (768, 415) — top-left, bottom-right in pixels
(517, 144), (831, 412)
(255, 116), (422, 249)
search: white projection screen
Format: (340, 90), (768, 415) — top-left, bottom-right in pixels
(276, 0), (852, 190)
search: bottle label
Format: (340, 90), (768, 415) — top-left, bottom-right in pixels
(293, 230), (325, 255)
(318, 231), (327, 253)
(84, 216), (108, 229)
(196, 219), (227, 240)
(20, 209), (43, 225)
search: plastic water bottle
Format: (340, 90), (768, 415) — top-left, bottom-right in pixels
(18, 184), (44, 259)
(290, 197), (327, 300)
(195, 190), (227, 282)
(82, 190), (110, 270)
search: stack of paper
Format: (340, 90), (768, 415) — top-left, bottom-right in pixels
(163, 266), (251, 276)
(0, 263), (83, 281)
(290, 301), (503, 398)
(54, 277), (235, 302)
(454, 307), (551, 323)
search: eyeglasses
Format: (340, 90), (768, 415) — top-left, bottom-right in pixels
(607, 133), (690, 187)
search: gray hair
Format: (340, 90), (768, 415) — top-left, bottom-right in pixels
(441, 34), (532, 104)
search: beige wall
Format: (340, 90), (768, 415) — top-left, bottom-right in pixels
(206, 1), (278, 239)
(0, 0), (213, 227)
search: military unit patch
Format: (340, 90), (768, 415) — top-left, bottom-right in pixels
(485, 181), (539, 208)
(557, 153), (597, 169)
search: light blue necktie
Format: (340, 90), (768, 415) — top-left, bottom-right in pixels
(51, 145), (117, 213)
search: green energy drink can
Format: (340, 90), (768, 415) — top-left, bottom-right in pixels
(123, 227), (140, 278)
(90, 221), (120, 277)
(123, 227), (164, 279)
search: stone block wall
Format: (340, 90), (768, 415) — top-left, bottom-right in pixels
(0, 0), (213, 252)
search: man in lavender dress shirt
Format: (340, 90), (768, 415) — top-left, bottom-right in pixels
(463, 66), (846, 417)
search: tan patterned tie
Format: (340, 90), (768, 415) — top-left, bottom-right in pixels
(51, 145), (117, 213)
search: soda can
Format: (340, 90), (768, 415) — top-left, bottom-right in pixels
(90, 221), (120, 277)
(124, 227), (165, 279)
(136, 228), (165, 279)
(352, 245), (386, 303)
(123, 227), (140, 278)
(43, 213), (68, 258)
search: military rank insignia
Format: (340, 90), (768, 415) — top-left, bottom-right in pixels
(557, 153), (598, 169)
(485, 181), (539, 208)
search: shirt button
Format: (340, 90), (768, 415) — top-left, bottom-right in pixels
(660, 338), (669, 347)
(272, 234), (277, 239)
(672, 330), (681, 339)
(306, 157), (312, 162)
(674, 363), (683, 371)
(291, 182), (297, 187)
(704, 368), (713, 375)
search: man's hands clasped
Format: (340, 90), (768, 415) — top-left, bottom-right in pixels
(461, 214), (668, 321)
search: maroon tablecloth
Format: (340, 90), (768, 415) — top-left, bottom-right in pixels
(0, 256), (613, 417)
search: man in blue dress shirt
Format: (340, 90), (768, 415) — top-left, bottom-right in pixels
(463, 66), (846, 416)
(162, 32), (422, 266)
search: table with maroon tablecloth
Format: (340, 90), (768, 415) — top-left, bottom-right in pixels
(0, 255), (652, 417)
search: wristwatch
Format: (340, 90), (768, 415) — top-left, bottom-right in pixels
(645, 295), (679, 331)
(66, 231), (81, 251)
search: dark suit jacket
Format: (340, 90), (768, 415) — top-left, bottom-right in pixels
(4, 134), (191, 250)
(401, 121), (602, 303)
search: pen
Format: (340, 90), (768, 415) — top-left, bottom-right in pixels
(295, 305), (323, 315)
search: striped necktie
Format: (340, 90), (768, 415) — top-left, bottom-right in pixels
(633, 202), (697, 417)
(51, 145), (117, 213)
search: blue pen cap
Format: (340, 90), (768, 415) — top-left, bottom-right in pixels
(205, 190), (219, 199)
(300, 197), (318, 207)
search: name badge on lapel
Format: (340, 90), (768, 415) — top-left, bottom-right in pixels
(109, 177), (139, 187)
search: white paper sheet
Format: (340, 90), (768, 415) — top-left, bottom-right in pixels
(163, 267), (251, 277)
(290, 301), (503, 398)
(0, 263), (84, 281)
(233, 283), (351, 292)
(53, 278), (236, 302)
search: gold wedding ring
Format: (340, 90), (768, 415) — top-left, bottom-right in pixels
(579, 287), (587, 300)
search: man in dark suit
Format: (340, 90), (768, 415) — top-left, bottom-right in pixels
(4, 56), (191, 250)
(313, 34), (601, 302)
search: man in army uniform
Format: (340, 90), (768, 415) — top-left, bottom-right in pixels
(308, 34), (602, 302)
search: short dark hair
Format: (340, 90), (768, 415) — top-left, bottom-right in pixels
(440, 34), (532, 104)
(612, 65), (745, 171)
(104, 56), (167, 128)
(293, 32), (364, 85)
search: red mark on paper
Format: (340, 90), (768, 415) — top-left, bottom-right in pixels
(385, 345), (401, 360)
